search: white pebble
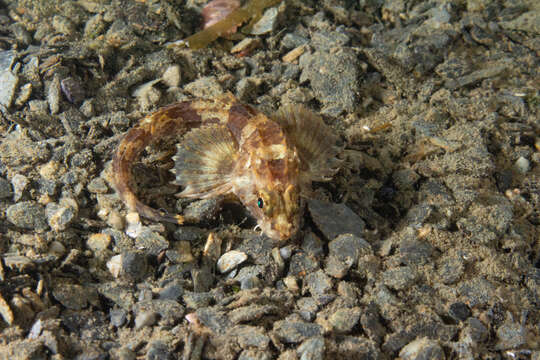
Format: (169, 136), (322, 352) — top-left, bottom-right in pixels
(515, 156), (529, 174)
(217, 250), (247, 273)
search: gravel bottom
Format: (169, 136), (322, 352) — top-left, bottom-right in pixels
(0, 0), (538, 359)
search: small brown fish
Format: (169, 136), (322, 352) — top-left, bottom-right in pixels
(113, 93), (341, 241)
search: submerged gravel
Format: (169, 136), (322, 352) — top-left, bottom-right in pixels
(0, 0), (538, 359)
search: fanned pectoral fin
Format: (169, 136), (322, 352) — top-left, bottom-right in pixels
(172, 125), (238, 198)
(273, 104), (343, 183)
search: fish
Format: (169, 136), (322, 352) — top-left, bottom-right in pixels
(113, 93), (342, 241)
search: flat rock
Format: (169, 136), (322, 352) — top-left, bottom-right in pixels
(6, 201), (48, 231)
(307, 199), (365, 240)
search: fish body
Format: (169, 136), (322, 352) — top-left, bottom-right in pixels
(113, 93), (341, 241)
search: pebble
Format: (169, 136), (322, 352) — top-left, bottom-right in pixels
(0, 292), (14, 325)
(11, 173), (28, 201)
(46, 202), (76, 231)
(399, 337), (445, 360)
(307, 199), (365, 240)
(304, 270), (333, 303)
(217, 250), (248, 273)
(515, 156), (530, 174)
(297, 337), (325, 360)
(46, 75), (61, 115)
(52, 283), (89, 310)
(120, 251), (149, 282)
(249, 6), (279, 35)
(134, 311), (158, 329)
(135, 229), (169, 256)
(146, 341), (171, 360)
(496, 320), (526, 350)
(110, 308), (128, 327)
(0, 177), (12, 198)
(162, 64), (181, 88)
(329, 234), (372, 266)
(87, 178), (109, 193)
(448, 302), (471, 322)
(273, 318), (323, 343)
(329, 307), (361, 333)
(6, 201), (48, 231)
(296, 297), (318, 322)
(60, 77), (85, 104)
(0, 70), (18, 108)
(87, 233), (112, 252)
(382, 266), (418, 291)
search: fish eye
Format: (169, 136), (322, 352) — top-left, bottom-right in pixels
(257, 198), (264, 208)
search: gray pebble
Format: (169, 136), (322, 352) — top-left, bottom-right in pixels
(52, 283), (89, 310)
(7, 201), (48, 231)
(135, 229), (169, 256)
(296, 297), (318, 322)
(304, 270), (333, 303)
(47, 75), (61, 115)
(110, 308), (127, 327)
(464, 318), (488, 343)
(496, 321), (526, 350)
(329, 234), (372, 266)
(158, 281), (184, 301)
(46, 202), (76, 231)
(249, 6), (279, 35)
(230, 325), (270, 349)
(288, 252), (320, 278)
(0, 50), (16, 72)
(273, 319), (323, 343)
(297, 337), (325, 360)
(11, 174), (28, 201)
(307, 199), (365, 240)
(329, 307), (361, 333)
(87, 178), (109, 194)
(448, 302), (471, 322)
(183, 291), (213, 309)
(0, 177), (12, 199)
(382, 266), (418, 291)
(121, 251), (149, 282)
(196, 307), (232, 334)
(238, 349), (272, 360)
(191, 267), (214, 293)
(146, 341), (171, 360)
(0, 70), (18, 108)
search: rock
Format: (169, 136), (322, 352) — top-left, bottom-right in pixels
(191, 267), (214, 292)
(47, 75), (61, 115)
(11, 174), (28, 201)
(464, 318), (488, 343)
(238, 235), (276, 265)
(52, 283), (89, 310)
(249, 6), (280, 35)
(135, 229), (169, 256)
(61, 77), (85, 104)
(329, 307), (361, 333)
(304, 270), (334, 304)
(196, 307), (232, 334)
(297, 337), (325, 360)
(87, 178), (109, 193)
(515, 156), (530, 174)
(299, 48), (361, 115)
(87, 233), (112, 252)
(6, 201), (48, 231)
(437, 255), (464, 284)
(217, 250), (248, 273)
(458, 277), (495, 307)
(273, 318), (323, 343)
(496, 320), (526, 350)
(238, 349), (272, 360)
(288, 252), (320, 278)
(230, 325), (270, 349)
(158, 280), (184, 301)
(500, 10), (540, 34)
(184, 76), (223, 98)
(46, 202), (77, 231)
(448, 302), (471, 322)
(382, 266), (418, 291)
(307, 199), (365, 240)
(0, 177), (12, 198)
(162, 65), (181, 88)
(146, 341), (171, 360)
(327, 234), (372, 275)
(399, 337), (445, 360)
(134, 311), (158, 329)
(110, 308), (127, 327)
(0, 70), (18, 108)
(120, 251), (149, 282)
(297, 297), (318, 322)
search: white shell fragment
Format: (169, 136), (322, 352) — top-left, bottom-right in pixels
(217, 250), (248, 274)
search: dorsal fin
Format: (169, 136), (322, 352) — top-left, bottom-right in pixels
(173, 124), (239, 198)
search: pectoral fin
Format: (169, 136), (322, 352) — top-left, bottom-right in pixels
(273, 104), (343, 183)
(172, 124), (238, 198)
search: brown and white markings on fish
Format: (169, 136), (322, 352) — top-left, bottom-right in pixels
(113, 93), (342, 241)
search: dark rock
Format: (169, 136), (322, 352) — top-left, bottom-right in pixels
(134, 310), (158, 329)
(331, 336), (382, 359)
(191, 267), (214, 293)
(173, 226), (206, 242)
(297, 337), (325, 360)
(399, 239), (433, 266)
(464, 318), (488, 343)
(229, 304), (279, 324)
(301, 232), (324, 258)
(238, 235), (276, 265)
(135, 229), (169, 256)
(61, 77), (85, 104)
(404, 204), (433, 226)
(183, 197), (222, 224)
(121, 251), (149, 282)
(458, 277), (495, 307)
(52, 283), (89, 310)
(0, 177), (13, 198)
(158, 281), (184, 301)
(360, 304), (387, 343)
(281, 33), (309, 49)
(328, 234), (372, 268)
(136, 299), (185, 327)
(311, 30), (350, 51)
(97, 282), (135, 310)
(238, 349), (272, 360)
(273, 318), (323, 343)
(46, 202), (77, 231)
(324, 255), (350, 279)
(183, 291), (213, 309)
(6, 201), (48, 231)
(307, 199), (365, 240)
(448, 302), (471, 322)
(146, 341), (171, 360)
(437, 255), (464, 284)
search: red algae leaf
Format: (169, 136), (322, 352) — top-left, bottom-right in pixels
(168, 0), (283, 50)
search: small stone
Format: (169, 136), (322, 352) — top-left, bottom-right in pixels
(158, 281), (184, 301)
(217, 250), (248, 273)
(329, 307), (361, 333)
(249, 6), (279, 35)
(0, 177), (12, 199)
(399, 337), (445, 360)
(0, 292), (14, 325)
(297, 337), (324, 360)
(162, 65), (181, 88)
(382, 266), (418, 291)
(60, 77), (85, 104)
(15, 82), (32, 106)
(296, 297), (318, 321)
(448, 302), (471, 322)
(304, 270), (334, 303)
(328, 233), (372, 268)
(465, 318), (488, 343)
(184, 76), (223, 98)
(146, 341), (171, 360)
(87, 233), (112, 252)
(11, 174), (28, 201)
(47, 75), (61, 115)
(52, 15), (75, 35)
(134, 311), (158, 329)
(6, 201), (48, 231)
(120, 251), (149, 282)
(52, 283), (88, 310)
(273, 318), (323, 343)
(307, 199), (365, 240)
(496, 321), (526, 350)
(135, 229), (169, 256)
(107, 255), (122, 278)
(0, 70), (18, 108)
(515, 156), (530, 174)
(133, 79), (161, 111)
(46, 202), (76, 231)
(110, 308), (127, 327)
